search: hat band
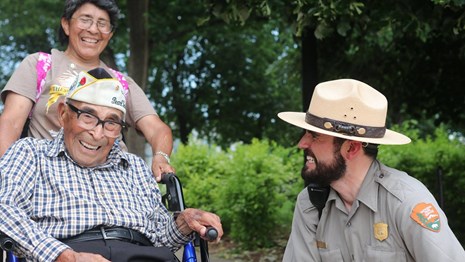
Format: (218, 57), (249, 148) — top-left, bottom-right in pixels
(305, 113), (386, 138)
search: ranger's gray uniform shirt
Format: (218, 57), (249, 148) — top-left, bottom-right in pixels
(283, 160), (465, 261)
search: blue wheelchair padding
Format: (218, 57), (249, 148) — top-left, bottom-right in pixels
(6, 251), (23, 262)
(183, 242), (197, 262)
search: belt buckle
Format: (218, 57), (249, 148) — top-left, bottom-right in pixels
(100, 227), (120, 241)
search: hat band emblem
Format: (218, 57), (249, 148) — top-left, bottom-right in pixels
(305, 113), (386, 138)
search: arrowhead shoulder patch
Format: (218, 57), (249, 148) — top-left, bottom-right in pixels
(410, 202), (441, 232)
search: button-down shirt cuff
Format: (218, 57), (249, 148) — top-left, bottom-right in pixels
(31, 236), (70, 262)
(169, 220), (194, 250)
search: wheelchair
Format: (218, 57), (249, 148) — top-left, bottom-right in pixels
(0, 173), (217, 262)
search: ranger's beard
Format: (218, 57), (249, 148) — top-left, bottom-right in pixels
(301, 147), (346, 187)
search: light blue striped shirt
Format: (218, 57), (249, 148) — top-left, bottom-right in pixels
(0, 129), (190, 261)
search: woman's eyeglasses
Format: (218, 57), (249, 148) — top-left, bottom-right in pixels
(72, 16), (113, 34)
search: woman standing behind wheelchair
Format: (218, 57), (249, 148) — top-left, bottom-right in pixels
(0, 0), (174, 181)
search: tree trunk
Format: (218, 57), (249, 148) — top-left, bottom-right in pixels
(126, 0), (149, 158)
(301, 27), (318, 111)
(301, 27), (318, 187)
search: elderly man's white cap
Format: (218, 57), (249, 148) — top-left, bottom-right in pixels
(66, 70), (126, 115)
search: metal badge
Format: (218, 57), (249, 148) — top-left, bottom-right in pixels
(374, 222), (389, 241)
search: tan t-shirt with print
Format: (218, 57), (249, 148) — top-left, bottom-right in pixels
(1, 49), (156, 141)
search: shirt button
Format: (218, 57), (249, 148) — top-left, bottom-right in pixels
(379, 173), (385, 178)
(347, 222), (351, 227)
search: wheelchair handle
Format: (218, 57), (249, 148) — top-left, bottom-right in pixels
(160, 172), (186, 211)
(160, 172), (177, 185)
(205, 227), (218, 241)
(0, 235), (16, 251)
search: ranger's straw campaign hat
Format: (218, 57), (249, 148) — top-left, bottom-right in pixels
(278, 79), (411, 145)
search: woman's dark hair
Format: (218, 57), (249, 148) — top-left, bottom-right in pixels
(58, 0), (120, 45)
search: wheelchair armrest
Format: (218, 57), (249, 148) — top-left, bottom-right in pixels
(160, 173), (216, 262)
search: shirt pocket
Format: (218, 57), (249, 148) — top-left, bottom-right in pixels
(320, 248), (344, 262)
(363, 246), (407, 262)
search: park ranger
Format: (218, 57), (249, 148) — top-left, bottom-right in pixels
(278, 79), (465, 261)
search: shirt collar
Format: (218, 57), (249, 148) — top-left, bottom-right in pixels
(326, 160), (381, 213)
(47, 128), (129, 168)
(355, 160), (381, 212)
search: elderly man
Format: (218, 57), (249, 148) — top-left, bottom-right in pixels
(278, 79), (464, 261)
(0, 68), (222, 262)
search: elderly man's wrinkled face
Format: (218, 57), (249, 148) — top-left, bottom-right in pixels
(58, 100), (123, 167)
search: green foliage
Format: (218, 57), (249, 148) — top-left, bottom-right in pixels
(0, 0), (61, 51)
(135, 0), (465, 147)
(0, 0), (62, 87)
(218, 139), (302, 248)
(293, 0), (366, 38)
(200, 0), (271, 26)
(379, 124), (465, 244)
(171, 137), (303, 249)
(306, 0), (465, 136)
(147, 1), (301, 147)
(170, 138), (229, 212)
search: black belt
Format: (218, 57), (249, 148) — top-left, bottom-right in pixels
(62, 227), (152, 246)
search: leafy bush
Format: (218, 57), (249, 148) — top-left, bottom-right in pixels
(171, 138), (303, 249)
(170, 139), (228, 212)
(217, 139), (302, 248)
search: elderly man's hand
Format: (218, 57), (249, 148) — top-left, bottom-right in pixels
(175, 208), (223, 242)
(56, 249), (110, 262)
